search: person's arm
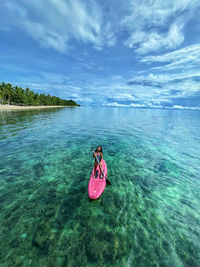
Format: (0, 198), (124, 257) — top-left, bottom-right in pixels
(93, 152), (96, 158)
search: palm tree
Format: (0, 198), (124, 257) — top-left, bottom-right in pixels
(0, 84), (3, 104)
(0, 82), (7, 104)
(0, 82), (78, 106)
(5, 83), (13, 105)
(25, 88), (30, 95)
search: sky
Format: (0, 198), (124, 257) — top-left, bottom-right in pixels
(0, 0), (200, 109)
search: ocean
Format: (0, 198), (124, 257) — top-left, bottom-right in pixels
(0, 107), (199, 266)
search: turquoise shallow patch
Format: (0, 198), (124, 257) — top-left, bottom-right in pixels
(0, 107), (200, 266)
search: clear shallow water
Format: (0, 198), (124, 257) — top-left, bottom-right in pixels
(0, 107), (200, 267)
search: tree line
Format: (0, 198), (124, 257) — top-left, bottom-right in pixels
(0, 82), (79, 106)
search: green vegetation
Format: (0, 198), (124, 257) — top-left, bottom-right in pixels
(0, 82), (79, 106)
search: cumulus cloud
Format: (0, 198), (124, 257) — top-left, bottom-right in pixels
(103, 102), (147, 108)
(122, 0), (199, 54)
(115, 93), (136, 100)
(171, 105), (200, 110)
(103, 99), (164, 108)
(102, 99), (200, 110)
(102, 102), (126, 107)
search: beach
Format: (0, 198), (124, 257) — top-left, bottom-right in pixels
(0, 105), (71, 111)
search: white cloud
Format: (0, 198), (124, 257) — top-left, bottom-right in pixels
(2, 0), (114, 53)
(142, 43), (200, 70)
(128, 70), (200, 99)
(122, 0), (199, 54)
(171, 105), (200, 110)
(102, 101), (126, 107)
(130, 103), (145, 108)
(1, 0), (199, 55)
(130, 71), (200, 85)
(103, 101), (163, 108)
(125, 22), (184, 55)
(102, 102), (200, 110)
(115, 93), (136, 100)
(102, 101), (145, 107)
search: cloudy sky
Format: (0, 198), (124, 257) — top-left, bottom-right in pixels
(1, 0), (200, 109)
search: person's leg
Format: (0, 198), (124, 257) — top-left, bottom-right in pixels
(99, 161), (103, 178)
(94, 162), (98, 176)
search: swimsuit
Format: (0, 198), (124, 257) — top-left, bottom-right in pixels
(95, 153), (102, 163)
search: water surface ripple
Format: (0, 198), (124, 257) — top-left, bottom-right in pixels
(0, 107), (200, 266)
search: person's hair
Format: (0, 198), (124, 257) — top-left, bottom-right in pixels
(95, 146), (103, 153)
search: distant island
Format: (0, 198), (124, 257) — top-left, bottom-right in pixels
(0, 82), (79, 107)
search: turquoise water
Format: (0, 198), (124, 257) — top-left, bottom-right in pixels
(0, 107), (200, 267)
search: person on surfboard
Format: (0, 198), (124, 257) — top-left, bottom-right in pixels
(93, 146), (103, 178)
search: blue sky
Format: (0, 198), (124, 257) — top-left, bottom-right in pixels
(0, 0), (200, 109)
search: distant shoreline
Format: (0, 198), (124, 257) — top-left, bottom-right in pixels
(0, 105), (76, 111)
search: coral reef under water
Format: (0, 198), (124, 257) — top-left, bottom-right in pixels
(0, 107), (200, 266)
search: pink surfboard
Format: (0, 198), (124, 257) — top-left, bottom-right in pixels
(88, 159), (107, 199)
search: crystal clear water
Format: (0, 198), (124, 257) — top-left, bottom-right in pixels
(0, 107), (200, 267)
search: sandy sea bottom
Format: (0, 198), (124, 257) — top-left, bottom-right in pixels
(0, 107), (200, 266)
